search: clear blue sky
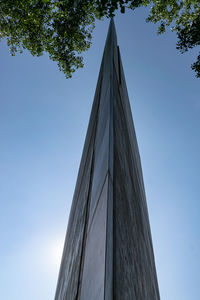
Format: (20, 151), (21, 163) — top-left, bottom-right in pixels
(1, 8), (200, 300)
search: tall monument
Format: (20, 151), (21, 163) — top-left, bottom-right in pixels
(55, 19), (160, 300)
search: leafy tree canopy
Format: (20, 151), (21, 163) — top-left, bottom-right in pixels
(0, 0), (200, 78)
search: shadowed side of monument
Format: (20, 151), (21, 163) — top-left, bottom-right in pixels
(113, 43), (160, 300)
(55, 19), (160, 300)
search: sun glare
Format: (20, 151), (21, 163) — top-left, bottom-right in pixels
(47, 238), (64, 270)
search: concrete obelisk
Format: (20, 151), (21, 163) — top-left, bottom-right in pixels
(55, 19), (160, 300)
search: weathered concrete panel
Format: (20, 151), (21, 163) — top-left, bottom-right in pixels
(113, 78), (160, 299)
(80, 176), (108, 300)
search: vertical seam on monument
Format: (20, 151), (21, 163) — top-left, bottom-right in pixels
(74, 77), (102, 300)
(117, 46), (121, 85)
(87, 171), (109, 235)
(104, 18), (114, 300)
(74, 151), (94, 300)
(113, 44), (119, 300)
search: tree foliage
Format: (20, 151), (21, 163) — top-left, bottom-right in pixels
(145, 1), (200, 78)
(0, 0), (200, 78)
(0, 0), (96, 77)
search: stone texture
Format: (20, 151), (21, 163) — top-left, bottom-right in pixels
(55, 19), (160, 300)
